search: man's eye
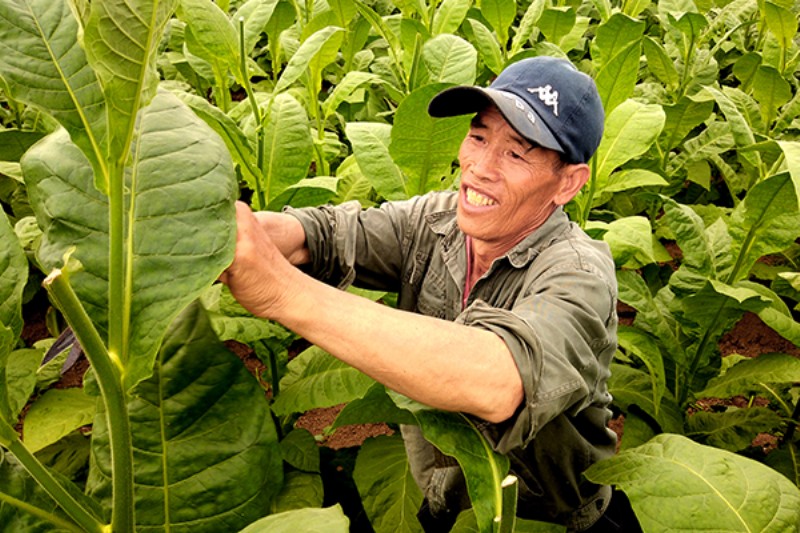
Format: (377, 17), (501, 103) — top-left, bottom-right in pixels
(509, 151), (524, 161)
(469, 134), (485, 142)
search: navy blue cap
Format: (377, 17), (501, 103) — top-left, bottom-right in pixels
(428, 56), (604, 164)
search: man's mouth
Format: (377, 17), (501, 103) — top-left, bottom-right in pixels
(465, 187), (496, 207)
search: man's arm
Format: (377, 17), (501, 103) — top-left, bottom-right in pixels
(220, 202), (524, 423)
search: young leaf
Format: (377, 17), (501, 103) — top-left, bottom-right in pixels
(323, 71), (381, 120)
(431, 0), (472, 36)
(642, 36), (679, 91)
(422, 34), (478, 86)
(752, 66), (792, 128)
(594, 99), (665, 188)
(353, 434), (424, 533)
(390, 84), (471, 197)
(177, 0), (239, 76)
(617, 326), (666, 415)
(270, 471), (324, 513)
(594, 41), (642, 115)
(728, 172), (800, 284)
(465, 19), (504, 75)
(509, 0), (545, 56)
(585, 434), (800, 531)
(616, 271), (686, 369)
(274, 26), (345, 94)
(479, 0), (516, 48)
(703, 86), (762, 173)
(24, 91), (238, 391)
(601, 216), (658, 268)
(87, 301), (283, 531)
(660, 96), (715, 152)
(259, 92), (314, 208)
(591, 13), (644, 71)
(280, 428), (321, 473)
(762, 1), (796, 53)
(83, 0), (177, 166)
(235, 0), (282, 56)
(538, 7), (576, 50)
(347, 122), (406, 200)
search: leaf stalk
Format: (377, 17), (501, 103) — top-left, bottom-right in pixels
(43, 270), (135, 533)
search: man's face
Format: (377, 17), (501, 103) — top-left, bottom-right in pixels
(456, 106), (572, 255)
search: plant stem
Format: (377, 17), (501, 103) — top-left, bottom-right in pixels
(4, 438), (105, 533)
(43, 270), (134, 533)
(108, 160), (126, 369)
(238, 17), (267, 209)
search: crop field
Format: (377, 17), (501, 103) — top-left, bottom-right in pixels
(1, 0), (799, 531)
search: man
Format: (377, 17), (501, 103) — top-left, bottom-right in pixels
(219, 56), (640, 531)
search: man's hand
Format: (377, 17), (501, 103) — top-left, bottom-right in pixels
(218, 201), (300, 319)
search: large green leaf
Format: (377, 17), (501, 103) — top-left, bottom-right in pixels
(239, 505), (349, 532)
(617, 326), (666, 415)
(0, 0), (106, 187)
(354, 434), (423, 533)
(258, 92), (314, 208)
(391, 395), (509, 533)
(390, 84), (470, 197)
(23, 90), (238, 391)
(585, 434), (800, 531)
(271, 346), (376, 416)
(177, 0), (239, 76)
(83, 0), (177, 172)
(270, 471), (324, 514)
(87, 301), (282, 531)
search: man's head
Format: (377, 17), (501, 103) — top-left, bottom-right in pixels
(427, 57), (604, 255)
(428, 56), (604, 164)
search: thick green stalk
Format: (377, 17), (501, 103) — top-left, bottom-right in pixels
(3, 438), (105, 533)
(43, 271), (134, 533)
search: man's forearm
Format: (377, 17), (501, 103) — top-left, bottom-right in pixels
(272, 265), (524, 423)
(253, 211), (310, 265)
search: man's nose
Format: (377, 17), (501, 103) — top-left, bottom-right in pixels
(470, 147), (501, 179)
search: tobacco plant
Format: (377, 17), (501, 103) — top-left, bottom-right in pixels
(2, 0), (800, 531)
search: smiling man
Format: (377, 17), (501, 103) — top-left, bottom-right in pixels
(220, 56), (640, 532)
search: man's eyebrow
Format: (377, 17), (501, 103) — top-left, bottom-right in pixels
(469, 116), (487, 129)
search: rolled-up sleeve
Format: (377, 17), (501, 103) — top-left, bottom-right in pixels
(285, 197), (426, 291)
(457, 258), (616, 454)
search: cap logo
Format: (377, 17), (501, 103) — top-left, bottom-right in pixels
(527, 85), (559, 117)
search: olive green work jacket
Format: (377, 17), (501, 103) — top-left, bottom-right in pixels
(288, 191), (619, 531)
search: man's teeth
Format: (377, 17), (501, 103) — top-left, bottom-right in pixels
(466, 188), (496, 206)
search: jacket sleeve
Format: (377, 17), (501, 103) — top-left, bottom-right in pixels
(284, 196), (429, 292)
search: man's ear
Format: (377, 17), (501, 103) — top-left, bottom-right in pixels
(554, 163), (590, 206)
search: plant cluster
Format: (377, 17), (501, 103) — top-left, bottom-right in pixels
(1, 0), (800, 531)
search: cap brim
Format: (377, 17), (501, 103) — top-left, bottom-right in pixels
(428, 86), (564, 155)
